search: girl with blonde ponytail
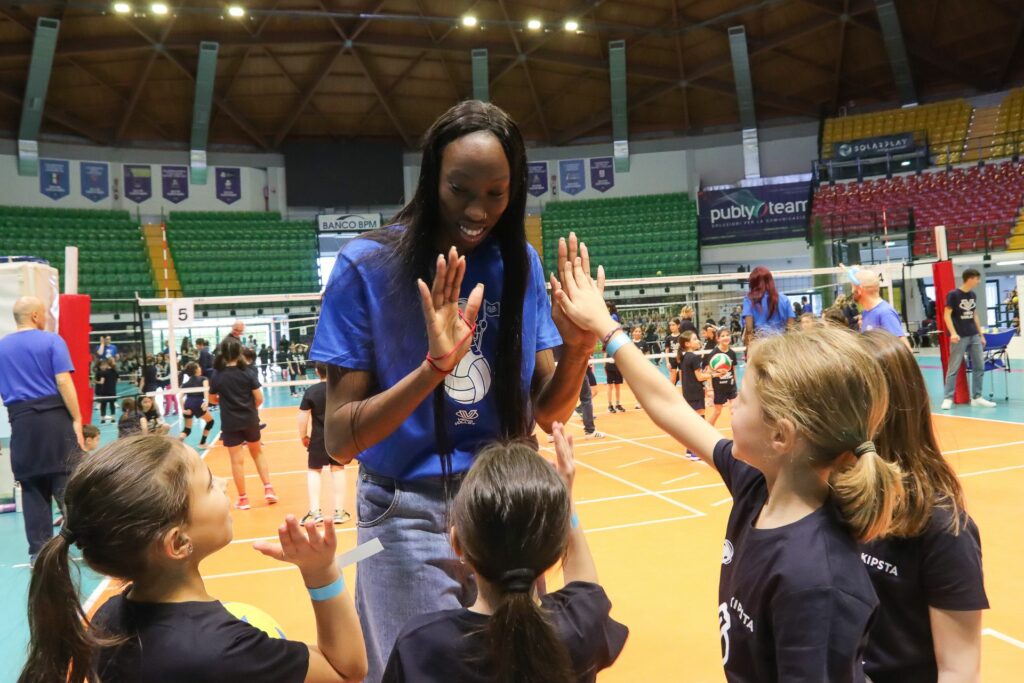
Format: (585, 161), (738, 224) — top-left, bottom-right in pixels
(383, 424), (628, 682)
(860, 330), (988, 683)
(552, 255), (902, 682)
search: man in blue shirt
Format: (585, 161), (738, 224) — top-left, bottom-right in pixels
(846, 265), (912, 351)
(0, 297), (84, 562)
(95, 334), (118, 360)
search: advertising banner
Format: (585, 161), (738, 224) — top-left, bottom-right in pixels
(698, 182), (810, 245)
(80, 162), (109, 203)
(527, 161), (548, 197)
(215, 167), (241, 204)
(589, 157), (615, 193)
(39, 159), (69, 201)
(317, 213), (382, 232)
(162, 165), (189, 204)
(834, 132), (915, 160)
(559, 159), (586, 196)
(124, 164), (152, 204)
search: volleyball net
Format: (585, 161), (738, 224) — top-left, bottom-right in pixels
(122, 262), (907, 417)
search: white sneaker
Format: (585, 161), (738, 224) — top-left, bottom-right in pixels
(584, 431), (605, 439)
(971, 397), (996, 408)
(941, 399), (952, 410)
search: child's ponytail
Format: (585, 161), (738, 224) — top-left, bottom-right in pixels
(487, 571), (573, 683)
(19, 533), (96, 683)
(831, 442), (904, 542)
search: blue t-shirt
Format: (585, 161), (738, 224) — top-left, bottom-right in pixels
(861, 299), (905, 337)
(0, 329), (75, 405)
(310, 233), (562, 480)
(741, 292), (795, 333)
(95, 342), (119, 359)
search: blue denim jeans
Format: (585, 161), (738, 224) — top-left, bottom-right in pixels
(355, 468), (476, 683)
(943, 333), (985, 399)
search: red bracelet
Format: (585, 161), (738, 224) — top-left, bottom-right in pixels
(425, 310), (478, 375)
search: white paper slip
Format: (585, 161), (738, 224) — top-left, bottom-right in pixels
(336, 537), (385, 569)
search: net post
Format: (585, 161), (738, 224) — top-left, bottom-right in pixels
(166, 298), (181, 422)
(934, 224), (948, 261)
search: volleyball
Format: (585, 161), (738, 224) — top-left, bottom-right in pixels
(709, 353), (733, 374)
(223, 602), (286, 639)
(445, 351), (492, 405)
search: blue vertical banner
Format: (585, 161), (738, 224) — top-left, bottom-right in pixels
(124, 164), (153, 203)
(527, 161), (548, 197)
(589, 157), (615, 193)
(162, 165), (189, 204)
(80, 162), (109, 202)
(215, 167), (242, 204)
(39, 159), (70, 201)
(559, 159), (586, 196)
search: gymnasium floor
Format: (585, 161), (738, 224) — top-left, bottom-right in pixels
(1, 361), (1023, 681)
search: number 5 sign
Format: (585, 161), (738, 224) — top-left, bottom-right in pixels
(172, 299), (195, 325)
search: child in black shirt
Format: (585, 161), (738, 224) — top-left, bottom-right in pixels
(117, 397), (143, 438)
(299, 363), (350, 525)
(707, 328), (738, 427)
(211, 337), (277, 510)
(20, 435), (367, 683)
(138, 395), (170, 435)
(664, 319), (683, 386)
(859, 330), (988, 683)
(384, 425), (628, 682)
(679, 331), (708, 462)
(179, 362), (215, 449)
(94, 360), (120, 424)
(551, 265), (902, 683)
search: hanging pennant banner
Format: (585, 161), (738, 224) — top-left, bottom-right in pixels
(162, 165), (189, 204)
(589, 157), (615, 193)
(124, 164), (153, 203)
(559, 159), (585, 196)
(80, 162), (109, 203)
(39, 159), (70, 201)
(527, 161), (548, 197)
(216, 167), (242, 204)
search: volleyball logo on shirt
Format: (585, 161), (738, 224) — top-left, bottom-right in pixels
(445, 300), (498, 407)
(722, 539), (734, 565)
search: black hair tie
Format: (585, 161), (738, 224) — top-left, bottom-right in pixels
(853, 441), (876, 459)
(499, 568), (536, 593)
(59, 526), (77, 546)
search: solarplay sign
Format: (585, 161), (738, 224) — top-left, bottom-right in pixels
(698, 182), (810, 245)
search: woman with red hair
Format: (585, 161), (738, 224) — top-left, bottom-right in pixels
(742, 266), (795, 348)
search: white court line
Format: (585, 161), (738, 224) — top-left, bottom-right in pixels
(943, 439), (1024, 455)
(983, 628), (1024, 649)
(570, 458), (706, 517)
(935, 413), (1024, 427)
(573, 445), (625, 456)
(662, 473), (698, 485)
(960, 464), (1024, 478)
(616, 457), (655, 469)
(711, 497), (733, 507)
(586, 515), (701, 534)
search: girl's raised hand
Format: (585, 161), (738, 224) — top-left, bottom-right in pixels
(551, 234), (615, 340)
(551, 421), (576, 494)
(549, 233), (605, 350)
(254, 514), (338, 584)
(417, 246), (484, 372)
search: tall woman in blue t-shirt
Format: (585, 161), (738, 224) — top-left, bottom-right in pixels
(741, 266), (795, 348)
(310, 100), (596, 682)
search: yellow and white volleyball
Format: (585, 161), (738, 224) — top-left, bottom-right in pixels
(445, 351), (492, 405)
(223, 602), (286, 639)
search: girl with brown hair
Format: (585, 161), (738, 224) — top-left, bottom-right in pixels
(860, 330), (988, 683)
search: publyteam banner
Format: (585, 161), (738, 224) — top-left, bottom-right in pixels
(317, 213), (383, 233)
(698, 182), (810, 245)
(833, 132), (915, 160)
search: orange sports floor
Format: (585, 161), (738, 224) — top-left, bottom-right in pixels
(86, 387), (1024, 681)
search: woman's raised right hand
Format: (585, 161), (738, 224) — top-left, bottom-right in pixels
(417, 247), (484, 372)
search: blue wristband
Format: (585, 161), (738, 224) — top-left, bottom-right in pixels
(307, 574), (346, 602)
(604, 331), (630, 358)
(571, 511), (580, 529)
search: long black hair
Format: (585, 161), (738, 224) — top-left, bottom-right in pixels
(363, 100), (531, 451)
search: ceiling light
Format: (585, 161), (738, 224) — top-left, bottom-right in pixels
(151, 2), (168, 15)
(227, 5), (245, 17)
(564, 19), (579, 32)
(527, 18), (542, 30)
(113, 2), (131, 13)
(462, 15), (478, 27)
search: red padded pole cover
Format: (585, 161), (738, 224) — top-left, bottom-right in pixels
(58, 294), (94, 425)
(932, 260), (969, 404)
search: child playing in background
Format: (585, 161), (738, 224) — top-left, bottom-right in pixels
(679, 330), (708, 462)
(706, 328), (738, 427)
(179, 362), (215, 449)
(139, 395), (170, 435)
(383, 423), (628, 682)
(117, 398), (143, 438)
(298, 363), (350, 525)
(20, 435), (367, 683)
(81, 424), (100, 453)
(93, 359), (119, 424)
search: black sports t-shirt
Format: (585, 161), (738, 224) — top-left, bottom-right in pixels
(713, 439), (878, 683)
(299, 381), (328, 455)
(682, 351), (706, 402)
(679, 319), (698, 335)
(210, 365), (261, 431)
(92, 591), (308, 683)
(664, 333), (682, 358)
(96, 367), (119, 397)
(118, 410), (142, 437)
(182, 374), (207, 407)
(703, 338), (718, 354)
(861, 507), (988, 683)
(142, 407), (161, 431)
(945, 288), (979, 337)
(382, 581), (628, 683)
(141, 364), (160, 392)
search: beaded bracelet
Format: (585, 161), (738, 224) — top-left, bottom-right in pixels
(601, 325), (624, 346)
